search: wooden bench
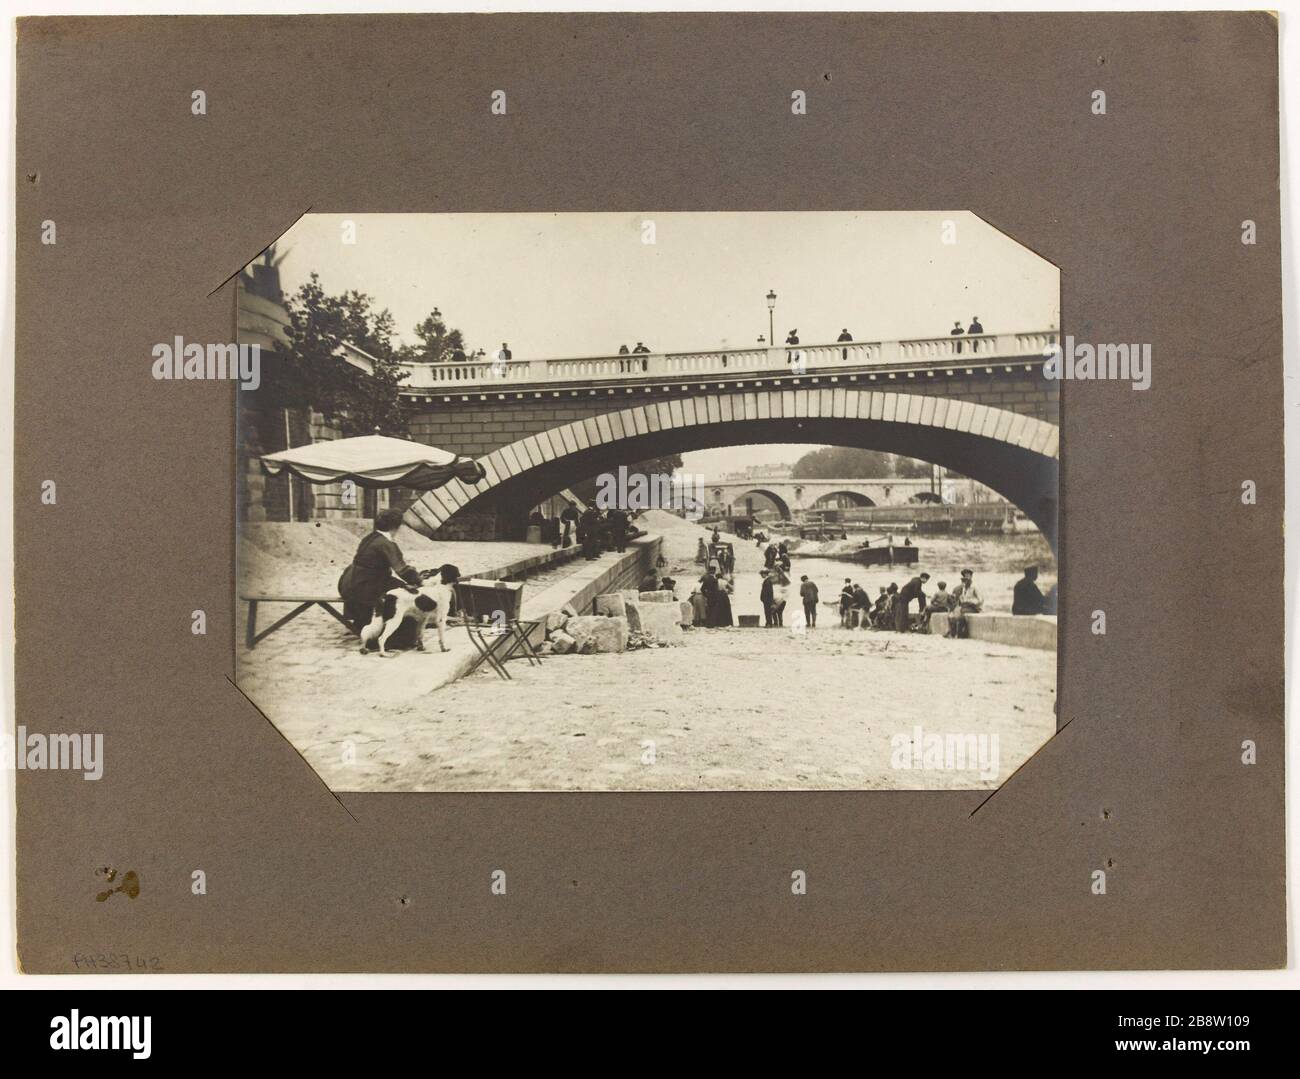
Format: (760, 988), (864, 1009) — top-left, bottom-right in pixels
(241, 593), (353, 650)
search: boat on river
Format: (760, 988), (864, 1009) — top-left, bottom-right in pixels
(821, 544), (920, 568)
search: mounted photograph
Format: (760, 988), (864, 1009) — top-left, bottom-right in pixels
(235, 211), (1060, 793)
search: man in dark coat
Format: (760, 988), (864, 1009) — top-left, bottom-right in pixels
(850, 584), (871, 628)
(799, 575), (820, 628)
(1012, 566), (1046, 615)
(759, 570), (776, 627)
(580, 508), (602, 560)
(608, 508), (630, 553)
(785, 329), (800, 363)
(559, 500), (580, 548)
(895, 573), (930, 633)
(339, 509), (422, 631)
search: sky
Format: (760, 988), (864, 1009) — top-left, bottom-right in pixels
(272, 211), (1058, 475)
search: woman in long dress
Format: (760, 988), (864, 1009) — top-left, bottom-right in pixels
(698, 569), (720, 626)
(713, 579), (734, 627)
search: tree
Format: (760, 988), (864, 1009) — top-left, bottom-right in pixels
(890, 455), (934, 479)
(396, 308), (469, 364)
(261, 272), (411, 436)
(791, 446), (894, 479)
(791, 446), (940, 480)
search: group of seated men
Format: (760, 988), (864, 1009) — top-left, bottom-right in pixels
(838, 569), (985, 638)
(836, 565), (1053, 637)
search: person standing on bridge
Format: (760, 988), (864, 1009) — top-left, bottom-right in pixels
(895, 572), (930, 633)
(498, 342), (513, 361)
(837, 328), (853, 360)
(950, 321), (965, 354)
(799, 575), (820, 628)
(968, 316), (984, 335)
(785, 328), (800, 363)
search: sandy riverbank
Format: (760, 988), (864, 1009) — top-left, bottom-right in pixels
(265, 511), (1055, 793)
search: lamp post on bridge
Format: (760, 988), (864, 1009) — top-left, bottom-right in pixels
(766, 289), (777, 348)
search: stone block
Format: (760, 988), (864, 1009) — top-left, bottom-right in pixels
(638, 603), (684, 645)
(963, 614), (1056, 650)
(595, 592), (627, 618)
(566, 615), (629, 654)
(551, 631), (576, 655)
(639, 590), (674, 604)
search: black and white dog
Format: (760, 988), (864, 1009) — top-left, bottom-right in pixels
(360, 564), (460, 658)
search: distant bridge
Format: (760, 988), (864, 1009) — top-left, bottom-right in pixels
(704, 477), (992, 519)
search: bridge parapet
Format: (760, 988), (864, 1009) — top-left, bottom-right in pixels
(397, 330), (1057, 392)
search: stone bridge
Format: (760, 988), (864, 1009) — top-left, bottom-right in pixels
(705, 477), (987, 519)
(398, 329), (1061, 548)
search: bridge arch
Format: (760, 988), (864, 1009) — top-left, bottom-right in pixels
(811, 489), (877, 510)
(733, 488), (792, 520)
(404, 388), (1059, 550)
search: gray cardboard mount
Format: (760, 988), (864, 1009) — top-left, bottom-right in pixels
(13, 13), (1284, 972)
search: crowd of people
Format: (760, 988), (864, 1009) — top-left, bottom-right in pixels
(535, 500), (640, 560)
(531, 506), (1054, 637)
(687, 542), (736, 628)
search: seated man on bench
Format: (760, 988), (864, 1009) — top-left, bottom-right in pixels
(945, 569), (984, 639)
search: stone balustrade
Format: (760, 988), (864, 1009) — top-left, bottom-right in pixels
(397, 330), (1057, 391)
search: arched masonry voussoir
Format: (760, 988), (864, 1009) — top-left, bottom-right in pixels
(403, 388), (1060, 540)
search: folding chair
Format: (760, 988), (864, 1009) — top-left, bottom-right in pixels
(453, 579), (544, 680)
